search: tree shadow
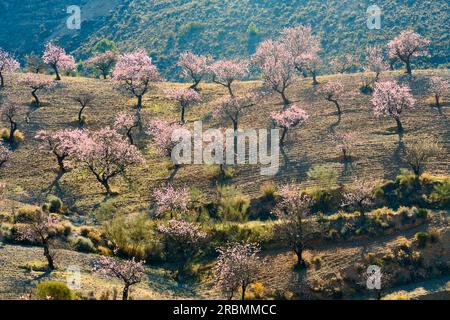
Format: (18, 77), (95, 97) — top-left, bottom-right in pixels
(167, 165), (181, 182)
(383, 132), (405, 180)
(328, 113), (342, 133)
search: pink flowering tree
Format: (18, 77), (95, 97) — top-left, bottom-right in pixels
(273, 184), (314, 267)
(73, 128), (145, 195)
(1, 102), (19, 144)
(35, 129), (83, 173)
(330, 54), (357, 74)
(342, 179), (377, 213)
(18, 209), (60, 270)
(157, 219), (207, 281)
(387, 30), (430, 74)
(42, 43), (76, 80)
(0, 48), (20, 87)
(72, 92), (95, 127)
(18, 73), (57, 107)
(152, 184), (189, 218)
(320, 82), (345, 115)
(0, 142), (11, 169)
(271, 104), (309, 146)
(165, 88), (202, 124)
(253, 39), (296, 106)
(329, 130), (357, 161)
(94, 255), (146, 300)
(114, 112), (139, 145)
(146, 119), (182, 158)
(215, 242), (261, 300)
(112, 48), (161, 113)
(428, 76), (449, 109)
(365, 46), (388, 83)
(299, 52), (321, 85)
(372, 81), (415, 134)
(177, 52), (212, 91)
(85, 51), (117, 79)
(209, 59), (248, 97)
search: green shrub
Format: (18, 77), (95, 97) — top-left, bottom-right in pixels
(71, 236), (95, 253)
(413, 207), (428, 219)
(35, 281), (74, 300)
(15, 205), (41, 223)
(20, 261), (49, 272)
(430, 182), (450, 208)
(217, 186), (250, 222)
(260, 182), (276, 201)
(44, 195), (64, 213)
(415, 232), (430, 248)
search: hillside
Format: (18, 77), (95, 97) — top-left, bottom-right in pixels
(0, 0), (449, 78)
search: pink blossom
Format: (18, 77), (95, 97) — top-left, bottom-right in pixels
(209, 59), (248, 96)
(365, 46), (388, 81)
(152, 184), (189, 218)
(330, 54), (357, 74)
(42, 43), (76, 80)
(18, 73), (57, 107)
(329, 131), (357, 160)
(320, 81), (345, 114)
(85, 51), (117, 79)
(271, 104), (308, 146)
(146, 118), (182, 157)
(114, 112), (138, 144)
(177, 52), (212, 90)
(0, 143), (11, 168)
(428, 76), (449, 108)
(165, 88), (202, 123)
(0, 48), (20, 87)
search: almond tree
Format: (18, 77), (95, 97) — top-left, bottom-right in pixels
(165, 88), (202, 124)
(146, 119), (182, 157)
(1, 102), (19, 144)
(18, 73), (57, 107)
(85, 51), (117, 79)
(321, 82), (345, 115)
(273, 184), (313, 267)
(329, 130), (357, 161)
(112, 48), (161, 113)
(428, 76), (449, 109)
(271, 104), (309, 146)
(152, 184), (189, 218)
(300, 52), (321, 85)
(18, 209), (59, 270)
(94, 255), (146, 300)
(157, 219), (207, 280)
(0, 48), (20, 87)
(177, 52), (212, 91)
(24, 53), (46, 74)
(330, 54), (357, 74)
(42, 43), (76, 80)
(114, 112), (139, 145)
(209, 59), (248, 97)
(404, 137), (443, 176)
(72, 92), (95, 127)
(253, 39), (296, 106)
(365, 46), (388, 83)
(0, 143), (11, 169)
(73, 128), (145, 195)
(35, 129), (84, 173)
(387, 30), (430, 75)
(372, 81), (415, 134)
(215, 242), (261, 300)
(342, 179), (377, 212)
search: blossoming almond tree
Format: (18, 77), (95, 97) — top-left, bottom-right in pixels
(35, 129), (84, 173)
(372, 81), (415, 134)
(146, 119), (182, 158)
(387, 30), (430, 75)
(152, 184), (189, 218)
(112, 48), (161, 113)
(215, 242), (261, 300)
(329, 130), (357, 161)
(72, 92), (95, 127)
(42, 43), (76, 80)
(1, 102), (19, 144)
(177, 52), (212, 91)
(271, 104), (309, 146)
(85, 51), (117, 79)
(342, 179), (377, 212)
(114, 112), (139, 145)
(321, 82), (345, 115)
(0, 48), (20, 87)
(428, 76), (449, 109)
(365, 46), (388, 83)
(18, 73), (57, 107)
(209, 59), (248, 97)
(0, 143), (11, 169)
(94, 255), (146, 300)
(165, 88), (202, 124)
(73, 128), (145, 195)
(330, 54), (357, 74)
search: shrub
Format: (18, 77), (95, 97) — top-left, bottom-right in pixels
(15, 205), (41, 223)
(415, 232), (430, 248)
(44, 195), (64, 213)
(430, 181), (450, 208)
(35, 281), (74, 300)
(71, 236), (95, 253)
(260, 182), (276, 201)
(245, 282), (266, 300)
(217, 186), (250, 222)
(20, 261), (49, 272)
(413, 207), (428, 219)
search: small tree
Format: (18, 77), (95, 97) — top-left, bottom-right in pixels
(35, 129), (83, 173)
(0, 142), (11, 169)
(18, 209), (59, 270)
(18, 73), (57, 107)
(209, 59), (248, 97)
(215, 242), (261, 300)
(329, 131), (357, 161)
(152, 184), (189, 218)
(372, 81), (415, 134)
(271, 104), (309, 146)
(24, 53), (46, 74)
(320, 82), (345, 115)
(146, 119), (183, 158)
(85, 51), (117, 79)
(330, 54), (357, 74)
(387, 30), (430, 75)
(157, 219), (207, 280)
(177, 52), (212, 91)
(404, 137), (443, 176)
(365, 46), (388, 83)
(42, 43), (76, 80)
(165, 88), (202, 124)
(428, 76), (449, 109)
(0, 48), (20, 87)
(94, 255), (146, 300)
(112, 48), (161, 113)
(72, 92), (95, 127)
(298, 52), (321, 85)
(1, 102), (19, 144)
(114, 112), (138, 145)
(273, 184), (313, 267)
(73, 128), (145, 195)
(342, 179), (377, 212)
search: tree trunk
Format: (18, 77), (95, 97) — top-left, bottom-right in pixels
(435, 94), (440, 108)
(126, 128), (134, 145)
(122, 284), (130, 301)
(32, 89), (40, 107)
(180, 106), (186, 124)
(78, 106), (86, 127)
(280, 90), (290, 108)
(57, 155), (66, 173)
(102, 70), (108, 79)
(280, 127), (288, 146)
(43, 241), (55, 270)
(395, 117), (403, 134)
(332, 99), (341, 115)
(312, 71), (318, 85)
(136, 95), (143, 111)
(295, 248), (305, 268)
(53, 65), (61, 81)
(241, 284), (247, 301)
(190, 79), (201, 91)
(0, 72), (4, 87)
(227, 84), (234, 98)
(8, 122), (17, 144)
(405, 59), (412, 75)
